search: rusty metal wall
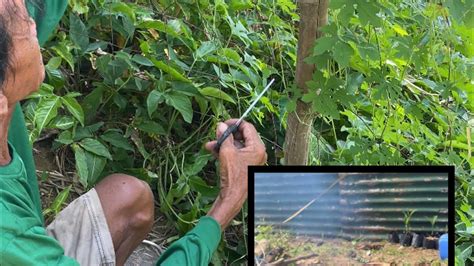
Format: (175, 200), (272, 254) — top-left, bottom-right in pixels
(255, 172), (448, 240)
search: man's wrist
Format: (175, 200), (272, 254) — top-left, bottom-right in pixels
(207, 198), (230, 230)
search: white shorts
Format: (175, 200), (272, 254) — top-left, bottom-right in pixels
(45, 188), (116, 266)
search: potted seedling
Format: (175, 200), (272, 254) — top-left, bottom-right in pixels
(400, 209), (416, 246)
(410, 214), (430, 248)
(388, 231), (399, 244)
(411, 230), (424, 248)
(422, 215), (439, 249)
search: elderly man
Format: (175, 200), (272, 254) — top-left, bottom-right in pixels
(0, 0), (266, 265)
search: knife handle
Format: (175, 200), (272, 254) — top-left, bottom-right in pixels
(214, 123), (240, 152)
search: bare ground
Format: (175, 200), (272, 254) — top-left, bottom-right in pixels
(255, 233), (447, 266)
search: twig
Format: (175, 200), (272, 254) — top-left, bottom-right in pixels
(34, 130), (59, 143)
(282, 173), (347, 224)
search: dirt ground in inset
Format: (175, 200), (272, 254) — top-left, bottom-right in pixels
(255, 233), (447, 266)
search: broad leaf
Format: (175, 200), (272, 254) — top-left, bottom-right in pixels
(100, 131), (135, 151)
(151, 59), (191, 82)
(69, 14), (89, 52)
(62, 96), (85, 126)
(165, 92), (193, 123)
(147, 90), (164, 117)
(34, 96), (61, 135)
(79, 138), (112, 160)
(73, 145), (89, 187)
(199, 87), (236, 104)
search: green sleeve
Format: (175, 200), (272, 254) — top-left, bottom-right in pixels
(26, 0), (69, 46)
(156, 216), (221, 266)
(1, 222), (80, 266)
(8, 105), (43, 222)
(0, 146), (79, 265)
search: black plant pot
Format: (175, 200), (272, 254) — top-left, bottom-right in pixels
(422, 236), (438, 249)
(411, 233), (424, 248)
(400, 233), (413, 246)
(388, 232), (399, 244)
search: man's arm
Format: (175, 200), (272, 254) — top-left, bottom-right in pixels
(156, 120), (267, 265)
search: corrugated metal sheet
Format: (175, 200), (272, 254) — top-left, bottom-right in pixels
(255, 173), (342, 237)
(255, 172), (448, 240)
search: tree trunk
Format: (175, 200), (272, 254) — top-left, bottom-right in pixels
(284, 0), (329, 165)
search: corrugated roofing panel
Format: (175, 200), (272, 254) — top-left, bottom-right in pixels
(254, 172), (448, 240)
(255, 172), (342, 237)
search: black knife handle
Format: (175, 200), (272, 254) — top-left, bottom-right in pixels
(214, 123), (240, 152)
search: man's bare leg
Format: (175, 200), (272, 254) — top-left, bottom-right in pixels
(94, 174), (155, 265)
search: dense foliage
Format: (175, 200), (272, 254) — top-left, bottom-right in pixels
(297, 1), (472, 264)
(301, 0), (472, 166)
(22, 0), (472, 264)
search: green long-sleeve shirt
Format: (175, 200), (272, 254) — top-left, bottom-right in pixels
(2, 1), (221, 265)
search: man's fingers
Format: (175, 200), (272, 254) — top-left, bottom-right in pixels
(234, 131), (244, 141)
(232, 120), (263, 148)
(221, 119), (244, 140)
(205, 141), (219, 158)
(217, 122), (235, 150)
(222, 119), (263, 148)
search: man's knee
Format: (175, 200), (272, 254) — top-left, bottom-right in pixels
(97, 173), (154, 231)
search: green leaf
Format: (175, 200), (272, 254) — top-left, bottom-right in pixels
(218, 48), (241, 63)
(313, 36), (337, 55)
(286, 99), (297, 113)
(56, 131), (73, 145)
(151, 59), (191, 82)
(330, 0), (348, 9)
(62, 96), (85, 126)
(52, 42), (74, 71)
(189, 176), (219, 198)
(446, 0), (474, 27)
(50, 185), (72, 214)
(34, 96), (61, 134)
(136, 121), (166, 135)
(110, 2), (136, 23)
(147, 90), (164, 117)
(392, 23), (408, 36)
(132, 55), (154, 66)
(199, 87), (236, 104)
(137, 20), (195, 49)
(69, 0), (89, 14)
(100, 131), (135, 151)
(46, 57), (62, 70)
(53, 116), (75, 130)
(79, 138), (112, 160)
(355, 0), (382, 27)
(84, 151), (106, 186)
(165, 92), (193, 123)
(73, 145), (89, 187)
(69, 14), (89, 52)
(332, 41), (353, 68)
(195, 41), (219, 59)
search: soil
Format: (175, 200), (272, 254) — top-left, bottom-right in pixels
(255, 235), (447, 266)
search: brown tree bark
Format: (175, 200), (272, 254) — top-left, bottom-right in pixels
(284, 0), (329, 165)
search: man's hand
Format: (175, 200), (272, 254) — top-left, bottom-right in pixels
(205, 119), (267, 230)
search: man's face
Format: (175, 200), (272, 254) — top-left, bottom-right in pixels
(1, 0), (44, 106)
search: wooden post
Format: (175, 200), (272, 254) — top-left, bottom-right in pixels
(284, 0), (329, 165)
